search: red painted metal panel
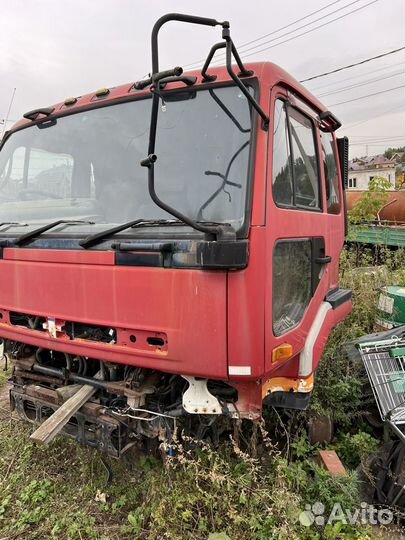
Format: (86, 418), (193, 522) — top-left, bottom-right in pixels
(267, 354), (300, 379)
(259, 300), (351, 379)
(263, 84), (343, 374)
(0, 260), (228, 378)
(264, 208), (331, 373)
(227, 227), (266, 378)
(4, 248), (115, 265)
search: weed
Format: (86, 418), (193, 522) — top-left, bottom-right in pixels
(0, 245), (402, 539)
(332, 432), (380, 470)
(348, 176), (391, 224)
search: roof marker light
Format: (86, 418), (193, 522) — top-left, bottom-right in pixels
(64, 97), (77, 106)
(95, 88), (110, 98)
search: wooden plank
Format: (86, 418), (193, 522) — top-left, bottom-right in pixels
(30, 372), (101, 445)
(56, 384), (82, 402)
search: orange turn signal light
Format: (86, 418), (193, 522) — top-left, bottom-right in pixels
(272, 343), (293, 363)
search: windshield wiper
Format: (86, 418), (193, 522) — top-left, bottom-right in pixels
(80, 218), (230, 249)
(80, 219), (189, 249)
(0, 222), (28, 228)
(14, 220), (95, 247)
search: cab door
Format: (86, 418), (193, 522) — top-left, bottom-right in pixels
(265, 87), (334, 374)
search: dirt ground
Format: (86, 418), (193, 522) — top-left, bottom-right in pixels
(372, 526), (404, 539)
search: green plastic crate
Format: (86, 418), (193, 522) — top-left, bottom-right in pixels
(376, 286), (405, 330)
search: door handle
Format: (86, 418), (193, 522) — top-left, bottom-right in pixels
(315, 255), (332, 264)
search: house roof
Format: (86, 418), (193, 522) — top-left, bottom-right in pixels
(349, 154), (396, 171)
(392, 151), (405, 162)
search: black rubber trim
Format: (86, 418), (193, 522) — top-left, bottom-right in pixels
(195, 240), (248, 268)
(319, 110), (342, 131)
(115, 251), (164, 267)
(325, 288), (352, 309)
(264, 391), (311, 410)
(113, 239), (248, 268)
(337, 136), (349, 236)
(112, 241), (173, 252)
(315, 255), (332, 264)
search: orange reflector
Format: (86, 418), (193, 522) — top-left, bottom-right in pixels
(272, 343), (293, 363)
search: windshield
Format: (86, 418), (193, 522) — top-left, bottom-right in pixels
(0, 85), (252, 236)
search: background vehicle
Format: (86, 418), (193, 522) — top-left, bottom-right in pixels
(347, 190), (405, 248)
(0, 14), (351, 455)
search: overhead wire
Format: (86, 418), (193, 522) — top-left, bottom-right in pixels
(317, 69), (405, 97)
(300, 46), (405, 82)
(223, 0), (381, 61)
(184, 0), (380, 70)
(327, 84), (405, 106)
(349, 134), (405, 138)
(351, 138), (405, 143)
(344, 103), (405, 129)
(182, 0), (348, 69)
(308, 61), (405, 92)
(234, 0), (372, 58)
(350, 142), (405, 146)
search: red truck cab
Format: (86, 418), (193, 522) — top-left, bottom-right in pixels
(0, 14), (351, 453)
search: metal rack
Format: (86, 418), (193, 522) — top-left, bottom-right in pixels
(358, 336), (405, 441)
(353, 330), (405, 506)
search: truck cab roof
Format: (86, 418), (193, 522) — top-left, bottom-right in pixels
(10, 62), (329, 134)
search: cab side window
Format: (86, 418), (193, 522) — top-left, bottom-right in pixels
(272, 99), (321, 210)
(321, 130), (341, 214)
(273, 239), (312, 336)
(289, 108), (320, 209)
(272, 100), (294, 206)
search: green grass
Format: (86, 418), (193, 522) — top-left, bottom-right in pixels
(0, 417), (367, 540)
(0, 364), (11, 386)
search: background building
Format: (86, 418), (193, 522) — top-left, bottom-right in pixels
(348, 155), (396, 190)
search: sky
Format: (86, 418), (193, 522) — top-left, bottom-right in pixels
(0, 0), (404, 158)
